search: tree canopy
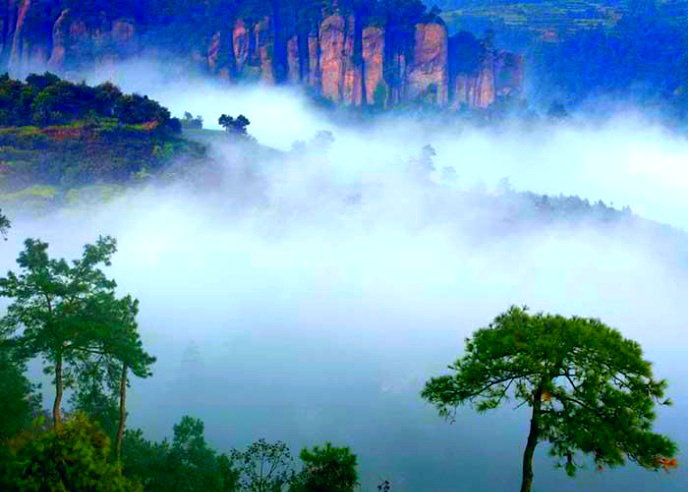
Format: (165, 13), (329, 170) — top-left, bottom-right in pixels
(422, 306), (678, 492)
(219, 114), (251, 136)
(295, 443), (358, 492)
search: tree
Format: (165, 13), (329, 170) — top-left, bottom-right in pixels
(0, 209), (9, 240)
(70, 359), (120, 439)
(295, 443), (358, 492)
(0, 236), (154, 430)
(7, 413), (138, 491)
(422, 306), (678, 492)
(218, 114), (250, 136)
(90, 295), (155, 460)
(232, 439), (295, 491)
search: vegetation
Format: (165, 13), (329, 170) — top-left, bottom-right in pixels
(0, 231), (363, 491)
(422, 306), (678, 492)
(0, 74), (207, 204)
(295, 443), (358, 492)
(182, 112), (204, 131)
(8, 414), (138, 492)
(0, 73), (178, 131)
(0, 236), (155, 433)
(219, 114), (251, 137)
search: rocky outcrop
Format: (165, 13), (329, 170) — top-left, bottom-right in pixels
(0, 0), (523, 110)
(7, 0), (54, 77)
(407, 23), (449, 106)
(362, 26), (385, 106)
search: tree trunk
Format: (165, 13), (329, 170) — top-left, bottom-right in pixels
(115, 364), (128, 460)
(53, 354), (63, 427)
(520, 386), (543, 492)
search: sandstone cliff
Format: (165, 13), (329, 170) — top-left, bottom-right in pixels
(0, 0), (524, 110)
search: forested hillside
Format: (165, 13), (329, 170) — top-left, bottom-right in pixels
(0, 73), (205, 208)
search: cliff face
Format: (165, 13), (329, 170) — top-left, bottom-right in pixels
(0, 0), (524, 110)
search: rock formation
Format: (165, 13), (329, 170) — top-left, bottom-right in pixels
(0, 0), (524, 110)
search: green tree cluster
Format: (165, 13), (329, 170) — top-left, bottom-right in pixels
(0, 73), (180, 132)
(122, 422), (359, 492)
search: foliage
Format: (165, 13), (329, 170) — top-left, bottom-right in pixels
(7, 413), (139, 491)
(0, 330), (41, 489)
(119, 418), (364, 492)
(0, 351), (40, 445)
(294, 443), (358, 492)
(0, 73), (178, 133)
(0, 209), (8, 239)
(0, 73), (201, 191)
(0, 122), (203, 190)
(70, 360), (122, 440)
(122, 417), (238, 492)
(0, 236), (154, 427)
(219, 114), (251, 137)
(422, 306), (678, 491)
(231, 439), (295, 491)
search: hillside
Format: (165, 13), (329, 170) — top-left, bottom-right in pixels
(0, 73), (206, 209)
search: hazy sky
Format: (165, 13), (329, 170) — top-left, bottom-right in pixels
(3, 64), (687, 491)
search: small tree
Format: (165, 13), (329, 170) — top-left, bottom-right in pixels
(295, 443), (358, 492)
(232, 439), (294, 491)
(422, 306), (677, 492)
(219, 114), (250, 136)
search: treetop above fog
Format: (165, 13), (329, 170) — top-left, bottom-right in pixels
(0, 73), (179, 133)
(422, 305), (678, 486)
